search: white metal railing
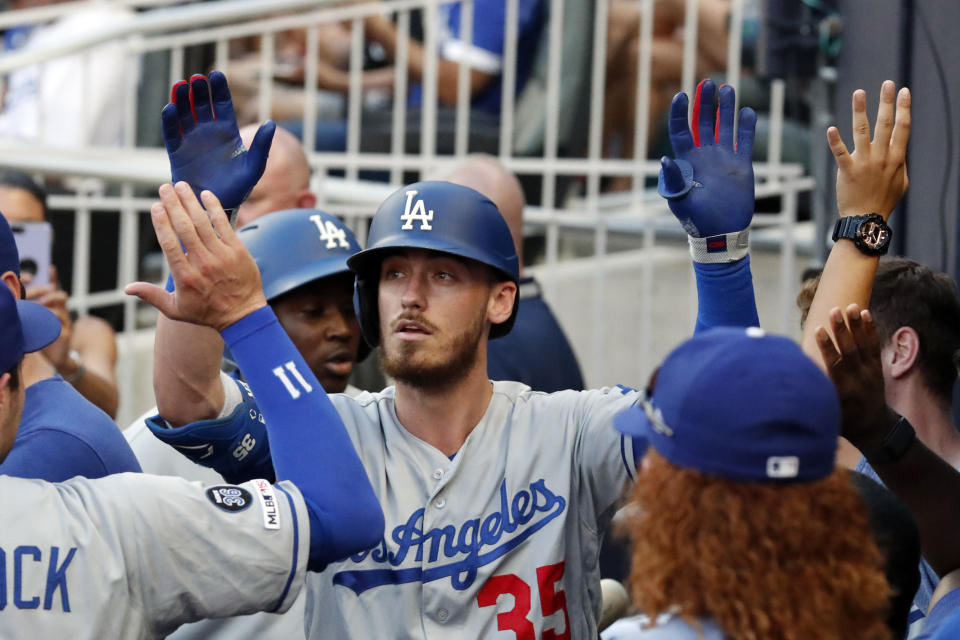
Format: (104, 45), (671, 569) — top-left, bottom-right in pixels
(0, 0), (813, 425)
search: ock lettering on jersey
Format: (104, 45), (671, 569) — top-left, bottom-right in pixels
(332, 479), (565, 595)
(0, 545), (76, 611)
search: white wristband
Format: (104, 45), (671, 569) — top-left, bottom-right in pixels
(688, 229), (750, 264)
(217, 370), (244, 419)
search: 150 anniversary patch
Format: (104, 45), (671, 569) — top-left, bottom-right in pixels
(206, 485), (253, 512)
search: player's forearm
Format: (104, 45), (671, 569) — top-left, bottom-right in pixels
(800, 241), (878, 369)
(66, 317), (120, 417)
(63, 366), (119, 418)
(154, 313), (227, 426)
(222, 306), (383, 568)
(692, 255), (759, 333)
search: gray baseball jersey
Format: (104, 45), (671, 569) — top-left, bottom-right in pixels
(304, 380), (639, 639)
(124, 405), (306, 640)
(0, 472), (309, 639)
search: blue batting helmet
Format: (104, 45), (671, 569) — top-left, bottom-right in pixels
(237, 209), (361, 301)
(347, 181), (520, 347)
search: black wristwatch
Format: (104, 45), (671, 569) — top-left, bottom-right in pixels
(832, 213), (892, 256)
(863, 415), (916, 465)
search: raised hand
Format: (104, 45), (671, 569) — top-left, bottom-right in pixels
(814, 304), (897, 451)
(125, 183), (267, 332)
(828, 80), (910, 219)
(658, 79), (757, 240)
(162, 71), (276, 212)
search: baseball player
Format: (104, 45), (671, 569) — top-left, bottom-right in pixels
(0, 212), (141, 481)
(148, 74), (760, 637)
(0, 183), (383, 638)
(128, 208), (364, 482)
(124, 77), (370, 640)
(126, 200), (363, 639)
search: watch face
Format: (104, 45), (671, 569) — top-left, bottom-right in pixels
(859, 220), (890, 249)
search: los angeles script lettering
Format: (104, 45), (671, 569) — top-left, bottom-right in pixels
(333, 479), (566, 594)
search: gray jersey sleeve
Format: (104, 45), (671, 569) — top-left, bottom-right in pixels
(572, 387), (640, 526)
(63, 473), (310, 637)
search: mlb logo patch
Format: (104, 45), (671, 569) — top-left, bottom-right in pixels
(706, 236), (727, 253)
(766, 456), (800, 479)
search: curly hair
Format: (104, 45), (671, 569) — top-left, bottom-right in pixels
(627, 452), (891, 640)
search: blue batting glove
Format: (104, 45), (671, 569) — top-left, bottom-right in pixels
(658, 80), (757, 243)
(161, 71), (275, 211)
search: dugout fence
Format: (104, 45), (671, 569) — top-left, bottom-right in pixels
(0, 0), (814, 426)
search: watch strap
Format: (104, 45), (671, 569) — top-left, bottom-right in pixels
(832, 216), (858, 242)
(863, 415), (916, 465)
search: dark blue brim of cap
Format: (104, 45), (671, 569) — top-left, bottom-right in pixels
(18, 299), (61, 353)
(613, 405), (650, 458)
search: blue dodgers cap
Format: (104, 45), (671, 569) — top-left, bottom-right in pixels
(616, 327), (840, 483)
(0, 214), (19, 275)
(0, 285), (61, 372)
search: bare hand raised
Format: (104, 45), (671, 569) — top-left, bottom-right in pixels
(125, 182), (267, 332)
(828, 80), (910, 219)
(814, 304), (898, 451)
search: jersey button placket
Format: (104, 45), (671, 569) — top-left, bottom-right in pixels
(432, 468), (443, 480)
(434, 497), (446, 509)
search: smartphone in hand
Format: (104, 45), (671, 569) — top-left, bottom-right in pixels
(11, 221), (52, 286)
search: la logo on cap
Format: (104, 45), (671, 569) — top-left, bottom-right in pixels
(401, 190), (434, 231)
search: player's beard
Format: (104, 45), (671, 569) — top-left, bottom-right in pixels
(380, 306), (487, 392)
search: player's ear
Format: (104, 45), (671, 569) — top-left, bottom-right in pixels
(298, 190), (317, 210)
(0, 368), (22, 461)
(487, 280), (516, 326)
(1, 271), (20, 300)
(886, 326), (920, 379)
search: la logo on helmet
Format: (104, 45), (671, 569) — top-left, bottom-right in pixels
(309, 214), (350, 249)
(400, 190), (434, 231)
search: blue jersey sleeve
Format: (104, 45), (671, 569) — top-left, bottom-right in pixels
(0, 429), (113, 481)
(692, 255), (760, 334)
(914, 587), (960, 639)
(145, 377), (275, 485)
(221, 307), (384, 571)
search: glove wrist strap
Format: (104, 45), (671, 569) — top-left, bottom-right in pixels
(688, 229), (750, 263)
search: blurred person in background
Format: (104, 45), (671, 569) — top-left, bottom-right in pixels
(0, 170), (119, 417)
(0, 0), (133, 147)
(0, 211), (139, 481)
(271, 1), (546, 158)
(235, 123), (318, 227)
(226, 23), (396, 127)
(603, 0), (734, 191)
